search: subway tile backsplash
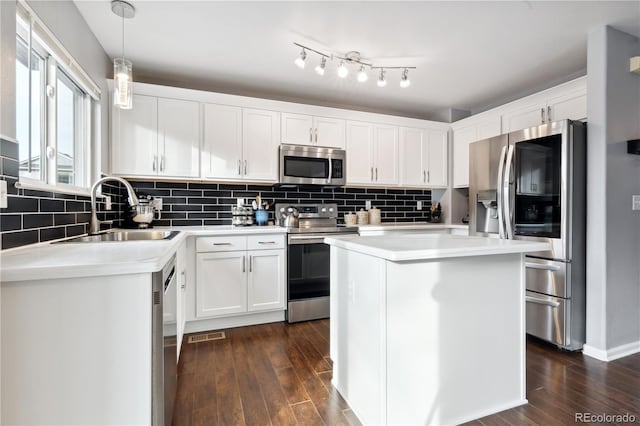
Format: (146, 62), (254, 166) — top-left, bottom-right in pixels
(0, 137), (124, 250)
(126, 180), (432, 227)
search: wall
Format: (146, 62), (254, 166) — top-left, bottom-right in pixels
(0, 1), (115, 250)
(124, 180), (432, 227)
(585, 26), (640, 359)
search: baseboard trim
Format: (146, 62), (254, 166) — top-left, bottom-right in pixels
(448, 399), (528, 425)
(184, 310), (285, 334)
(583, 340), (640, 361)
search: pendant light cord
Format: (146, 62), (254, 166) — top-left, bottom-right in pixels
(121, 9), (125, 60)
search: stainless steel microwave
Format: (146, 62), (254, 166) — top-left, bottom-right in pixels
(279, 144), (346, 186)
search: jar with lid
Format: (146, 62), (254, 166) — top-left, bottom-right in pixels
(344, 212), (357, 226)
(369, 207), (381, 225)
(356, 208), (369, 225)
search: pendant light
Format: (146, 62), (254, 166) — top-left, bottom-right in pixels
(111, 0), (135, 109)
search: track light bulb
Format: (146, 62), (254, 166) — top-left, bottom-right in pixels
(294, 48), (307, 69)
(377, 69), (387, 87)
(400, 68), (411, 88)
(357, 65), (368, 82)
(337, 61), (349, 78)
(315, 57), (327, 76)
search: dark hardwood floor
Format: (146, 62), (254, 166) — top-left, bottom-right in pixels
(172, 320), (640, 426)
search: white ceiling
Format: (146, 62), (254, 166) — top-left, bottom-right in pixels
(75, 1), (640, 121)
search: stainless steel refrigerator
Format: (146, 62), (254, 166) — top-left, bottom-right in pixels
(469, 119), (586, 350)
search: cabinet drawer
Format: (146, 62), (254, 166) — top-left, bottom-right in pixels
(247, 234), (285, 250)
(196, 236), (247, 252)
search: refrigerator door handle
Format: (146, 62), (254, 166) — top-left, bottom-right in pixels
(496, 146), (507, 239)
(503, 144), (515, 239)
(525, 295), (560, 308)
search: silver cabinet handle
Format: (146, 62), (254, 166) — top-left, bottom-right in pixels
(423, 170), (426, 183)
(212, 242), (232, 246)
(314, 128), (318, 144)
(525, 295), (560, 308)
(242, 255), (246, 272)
(258, 241), (276, 244)
(244, 160), (248, 175)
(371, 167), (374, 181)
(160, 155), (165, 172)
(238, 160), (241, 176)
(153, 155), (157, 172)
(547, 106), (551, 123)
(310, 127), (313, 143)
(427, 170), (430, 183)
(541, 107), (545, 124)
(375, 168), (378, 181)
(525, 262), (561, 271)
(180, 270), (186, 290)
(249, 255), (252, 272)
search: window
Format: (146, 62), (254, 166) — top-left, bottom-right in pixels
(15, 3), (99, 193)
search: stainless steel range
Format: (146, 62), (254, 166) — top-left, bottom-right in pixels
(276, 203), (358, 323)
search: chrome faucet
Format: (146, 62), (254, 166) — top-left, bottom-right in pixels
(89, 176), (139, 235)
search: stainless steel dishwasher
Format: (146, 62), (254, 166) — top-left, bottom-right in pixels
(152, 255), (177, 426)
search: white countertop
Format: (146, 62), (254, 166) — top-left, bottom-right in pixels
(324, 234), (549, 261)
(0, 226), (287, 282)
(354, 222), (468, 231)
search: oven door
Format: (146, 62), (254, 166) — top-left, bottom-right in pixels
(287, 235), (331, 322)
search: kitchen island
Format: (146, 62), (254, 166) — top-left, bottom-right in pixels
(324, 234), (549, 426)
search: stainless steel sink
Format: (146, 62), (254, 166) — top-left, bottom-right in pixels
(58, 230), (179, 243)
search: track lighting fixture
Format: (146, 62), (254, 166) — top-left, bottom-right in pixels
(337, 61), (349, 78)
(293, 43), (416, 89)
(377, 69), (387, 87)
(294, 48), (307, 69)
(400, 68), (411, 88)
(315, 57), (327, 75)
(357, 65), (368, 83)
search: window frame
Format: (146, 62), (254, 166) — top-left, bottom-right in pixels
(15, 2), (99, 196)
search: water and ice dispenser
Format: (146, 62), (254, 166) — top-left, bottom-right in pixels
(475, 190), (499, 234)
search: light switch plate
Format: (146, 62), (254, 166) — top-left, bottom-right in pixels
(104, 196), (112, 210)
(417, 200), (423, 210)
(632, 195), (640, 211)
(365, 200), (372, 210)
(0, 180), (7, 209)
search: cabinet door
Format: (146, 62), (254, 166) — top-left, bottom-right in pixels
(346, 121), (374, 185)
(202, 104), (242, 179)
(373, 124), (399, 185)
(452, 125), (475, 188)
(399, 127), (425, 186)
(546, 89), (587, 122)
(196, 252), (247, 318)
(158, 98), (200, 178)
(314, 116), (346, 148)
(502, 102), (545, 134)
(176, 240), (187, 358)
(281, 112), (314, 145)
(242, 108), (280, 181)
(111, 94), (158, 176)
(247, 249), (285, 312)
(426, 129), (447, 187)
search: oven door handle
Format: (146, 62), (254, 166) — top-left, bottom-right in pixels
(288, 235), (328, 245)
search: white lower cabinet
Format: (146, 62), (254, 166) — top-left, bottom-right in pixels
(195, 234), (285, 320)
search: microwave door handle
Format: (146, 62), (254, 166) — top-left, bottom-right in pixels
(496, 146), (507, 239)
(503, 144), (515, 239)
(327, 157), (332, 183)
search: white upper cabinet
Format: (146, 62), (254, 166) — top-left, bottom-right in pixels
(452, 115), (501, 187)
(242, 108), (280, 181)
(158, 98), (200, 178)
(281, 112), (345, 148)
(111, 94), (158, 176)
(347, 121), (399, 186)
(346, 121), (375, 184)
(111, 95), (199, 178)
(201, 106), (279, 182)
(501, 77), (586, 133)
(399, 127), (448, 188)
(202, 104), (242, 180)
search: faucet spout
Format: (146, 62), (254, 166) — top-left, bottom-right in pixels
(89, 176), (139, 235)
